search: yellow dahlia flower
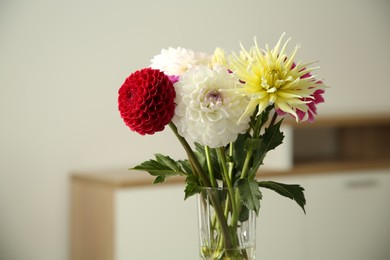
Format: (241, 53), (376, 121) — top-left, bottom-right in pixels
(229, 33), (326, 121)
(210, 47), (227, 67)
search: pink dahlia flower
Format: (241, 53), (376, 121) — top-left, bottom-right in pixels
(275, 59), (326, 122)
(296, 87), (325, 122)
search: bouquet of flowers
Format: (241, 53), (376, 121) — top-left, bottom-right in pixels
(118, 33), (326, 259)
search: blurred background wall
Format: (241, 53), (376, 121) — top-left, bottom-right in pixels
(0, 0), (389, 259)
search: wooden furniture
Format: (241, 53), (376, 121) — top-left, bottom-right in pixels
(70, 173), (196, 260)
(70, 114), (390, 260)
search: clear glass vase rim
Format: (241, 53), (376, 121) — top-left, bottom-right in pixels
(199, 186), (238, 191)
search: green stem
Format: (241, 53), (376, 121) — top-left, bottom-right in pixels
(269, 111), (278, 127)
(169, 122), (211, 187)
(216, 148), (239, 227)
(216, 148), (228, 185)
(207, 190), (234, 250)
(240, 152), (252, 180)
(205, 146), (218, 188)
(253, 110), (266, 138)
(228, 143), (234, 181)
(169, 123), (234, 251)
(240, 107), (273, 180)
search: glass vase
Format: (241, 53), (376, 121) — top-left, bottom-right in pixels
(197, 187), (256, 260)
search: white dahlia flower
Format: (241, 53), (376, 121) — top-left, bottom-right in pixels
(172, 65), (251, 148)
(150, 47), (211, 76)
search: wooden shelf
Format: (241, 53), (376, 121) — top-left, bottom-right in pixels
(286, 113), (390, 128)
(290, 113), (390, 172)
(71, 170), (185, 188)
(259, 158), (390, 178)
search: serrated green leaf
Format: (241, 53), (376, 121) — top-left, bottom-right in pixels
(178, 160), (193, 175)
(233, 133), (251, 171)
(258, 181), (306, 213)
(194, 142), (222, 181)
(184, 174), (201, 200)
(153, 175), (166, 184)
(244, 137), (261, 151)
(132, 161), (178, 176)
(247, 119), (285, 178)
(261, 119), (284, 151)
(193, 143), (207, 172)
(155, 154), (182, 172)
(237, 179), (263, 215)
(130, 154), (186, 184)
(238, 205), (250, 222)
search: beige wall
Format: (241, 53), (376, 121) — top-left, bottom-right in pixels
(0, 0), (389, 259)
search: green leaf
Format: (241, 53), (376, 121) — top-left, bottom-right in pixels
(258, 181), (306, 213)
(233, 133), (251, 171)
(238, 205), (250, 222)
(155, 154), (182, 172)
(153, 175), (166, 184)
(178, 160), (193, 175)
(247, 119), (285, 178)
(131, 154), (186, 184)
(194, 142), (222, 180)
(244, 137), (262, 153)
(261, 119), (285, 151)
(184, 173), (201, 200)
(237, 179), (263, 215)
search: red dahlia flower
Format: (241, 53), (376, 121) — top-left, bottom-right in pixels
(118, 68), (176, 135)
